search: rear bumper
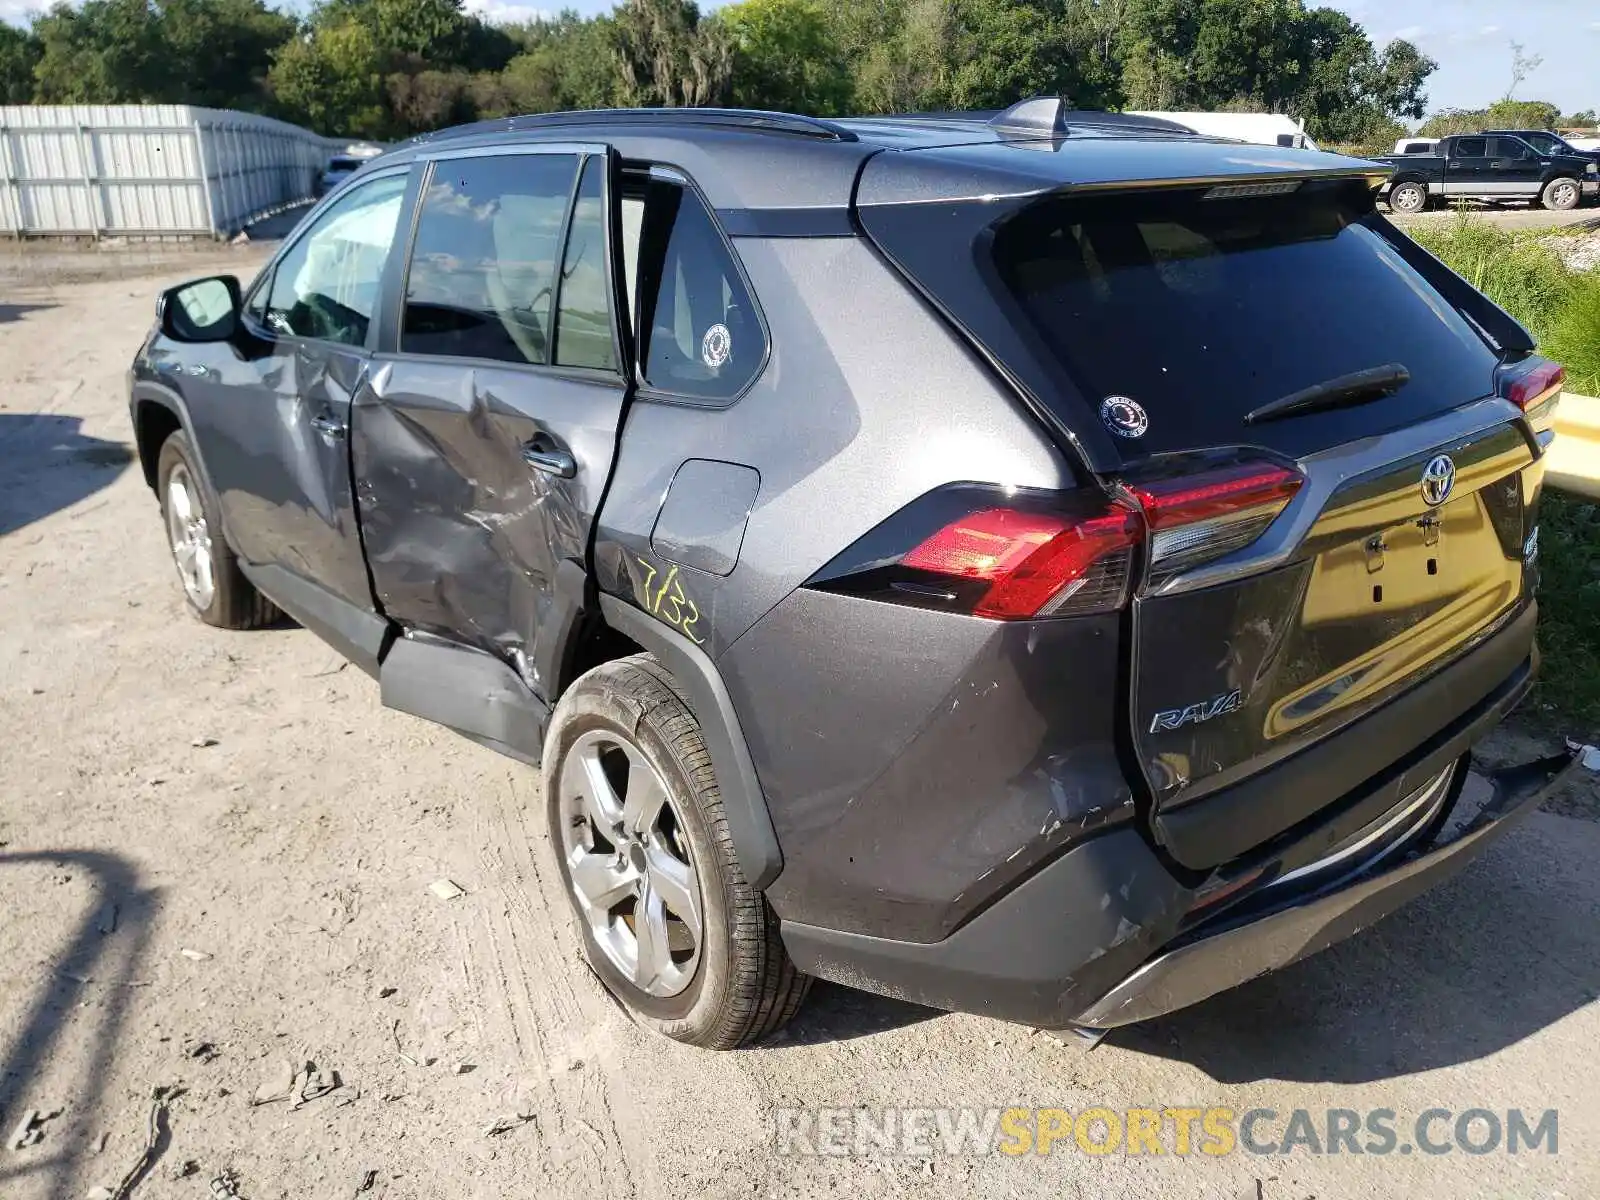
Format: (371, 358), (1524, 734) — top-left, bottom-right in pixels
(1075, 748), (1582, 1026)
(781, 649), (1571, 1030)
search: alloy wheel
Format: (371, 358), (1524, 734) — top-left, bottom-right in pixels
(558, 729), (703, 998)
(165, 463), (215, 610)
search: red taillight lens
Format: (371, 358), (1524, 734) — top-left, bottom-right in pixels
(903, 506), (1141, 619)
(1501, 357), (1564, 439)
(1131, 464), (1303, 528)
(1504, 360), (1564, 413)
(1130, 463), (1302, 584)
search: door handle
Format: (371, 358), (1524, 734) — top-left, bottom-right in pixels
(310, 412), (346, 441)
(522, 444), (576, 479)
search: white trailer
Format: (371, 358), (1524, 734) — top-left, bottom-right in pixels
(0, 104), (336, 239)
(1132, 111), (1318, 150)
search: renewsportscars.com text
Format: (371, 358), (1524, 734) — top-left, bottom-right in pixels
(774, 1106), (1558, 1158)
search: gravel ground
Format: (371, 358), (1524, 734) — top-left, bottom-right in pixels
(3, 254), (1600, 1200)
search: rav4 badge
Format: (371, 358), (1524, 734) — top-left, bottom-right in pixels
(1100, 395), (1148, 439)
(1150, 688), (1244, 734)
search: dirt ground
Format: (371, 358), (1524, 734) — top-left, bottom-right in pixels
(4, 249), (1600, 1200)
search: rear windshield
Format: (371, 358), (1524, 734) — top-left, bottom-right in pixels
(328, 157), (362, 172)
(989, 184), (1499, 457)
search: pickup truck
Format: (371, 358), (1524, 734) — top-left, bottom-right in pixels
(1378, 132), (1598, 213)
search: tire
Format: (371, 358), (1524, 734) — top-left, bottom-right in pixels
(1389, 182), (1427, 214)
(156, 430), (278, 630)
(1541, 177), (1581, 212)
(544, 654), (810, 1049)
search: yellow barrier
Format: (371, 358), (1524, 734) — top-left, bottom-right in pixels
(1548, 392), (1600, 500)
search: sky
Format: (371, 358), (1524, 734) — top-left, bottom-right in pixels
(2, 0), (1596, 119)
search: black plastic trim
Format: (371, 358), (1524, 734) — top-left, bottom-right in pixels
(599, 593), (782, 889)
(535, 558), (589, 704)
(1074, 748), (1579, 1027)
(716, 206), (856, 238)
(782, 827), (1186, 1028)
(378, 633), (549, 761)
(239, 562), (391, 678)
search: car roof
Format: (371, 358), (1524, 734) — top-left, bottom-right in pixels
(370, 103), (1386, 213)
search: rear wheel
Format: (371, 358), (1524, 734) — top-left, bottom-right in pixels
(156, 431), (277, 629)
(1388, 182), (1428, 214)
(1542, 177), (1580, 211)
(544, 654), (810, 1049)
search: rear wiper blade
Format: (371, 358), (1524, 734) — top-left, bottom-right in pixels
(1244, 363), (1411, 425)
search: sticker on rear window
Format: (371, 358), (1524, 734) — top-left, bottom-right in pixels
(701, 323), (731, 370)
(1100, 395), (1148, 439)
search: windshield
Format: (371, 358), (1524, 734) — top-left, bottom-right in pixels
(988, 183), (1499, 455)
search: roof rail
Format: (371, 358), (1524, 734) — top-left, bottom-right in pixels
(986, 97), (1198, 138)
(417, 107), (858, 145)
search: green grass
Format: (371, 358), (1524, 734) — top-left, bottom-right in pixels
(1410, 212), (1600, 733)
(1407, 211), (1576, 341)
(1542, 275), (1600, 397)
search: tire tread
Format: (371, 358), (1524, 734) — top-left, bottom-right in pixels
(558, 653), (810, 1049)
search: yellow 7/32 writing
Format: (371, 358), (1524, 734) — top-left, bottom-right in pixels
(635, 557), (703, 645)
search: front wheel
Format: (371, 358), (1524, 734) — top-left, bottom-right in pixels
(544, 654), (810, 1049)
(1542, 177), (1581, 211)
(1388, 182), (1428, 214)
(156, 431), (278, 629)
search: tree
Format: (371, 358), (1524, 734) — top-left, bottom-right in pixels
(269, 18), (387, 137)
(32, 0), (166, 103)
(1505, 39), (1542, 101)
(721, 0), (851, 115)
(1417, 108), (1487, 138)
(943, 0), (1118, 111)
(387, 68), (477, 130)
(156, 0), (298, 110)
(1485, 98), (1561, 131)
(1566, 110), (1597, 128)
(0, 25), (41, 103)
(612, 0), (734, 108)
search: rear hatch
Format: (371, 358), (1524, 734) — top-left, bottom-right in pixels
(857, 145), (1549, 868)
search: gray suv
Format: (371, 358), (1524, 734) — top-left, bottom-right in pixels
(129, 100), (1582, 1049)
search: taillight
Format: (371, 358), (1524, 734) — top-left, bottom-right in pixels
(903, 506), (1140, 618)
(805, 486), (1140, 620)
(1129, 462), (1302, 585)
(806, 465), (1301, 621)
(1500, 356), (1564, 437)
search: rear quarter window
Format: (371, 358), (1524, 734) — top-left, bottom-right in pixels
(624, 173), (765, 403)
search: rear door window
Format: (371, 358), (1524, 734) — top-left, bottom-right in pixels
(402, 153), (579, 365)
(625, 173), (764, 401)
(1453, 138), (1488, 158)
(987, 183), (1498, 456)
(552, 157), (616, 371)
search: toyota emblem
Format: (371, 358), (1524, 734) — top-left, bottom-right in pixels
(1420, 454), (1455, 508)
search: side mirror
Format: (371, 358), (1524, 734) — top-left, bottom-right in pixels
(158, 275), (242, 343)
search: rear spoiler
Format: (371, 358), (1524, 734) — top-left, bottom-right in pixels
(1365, 214), (1537, 356)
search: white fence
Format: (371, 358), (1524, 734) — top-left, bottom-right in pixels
(0, 105), (336, 239)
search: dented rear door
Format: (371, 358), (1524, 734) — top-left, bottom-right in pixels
(353, 144), (628, 703)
